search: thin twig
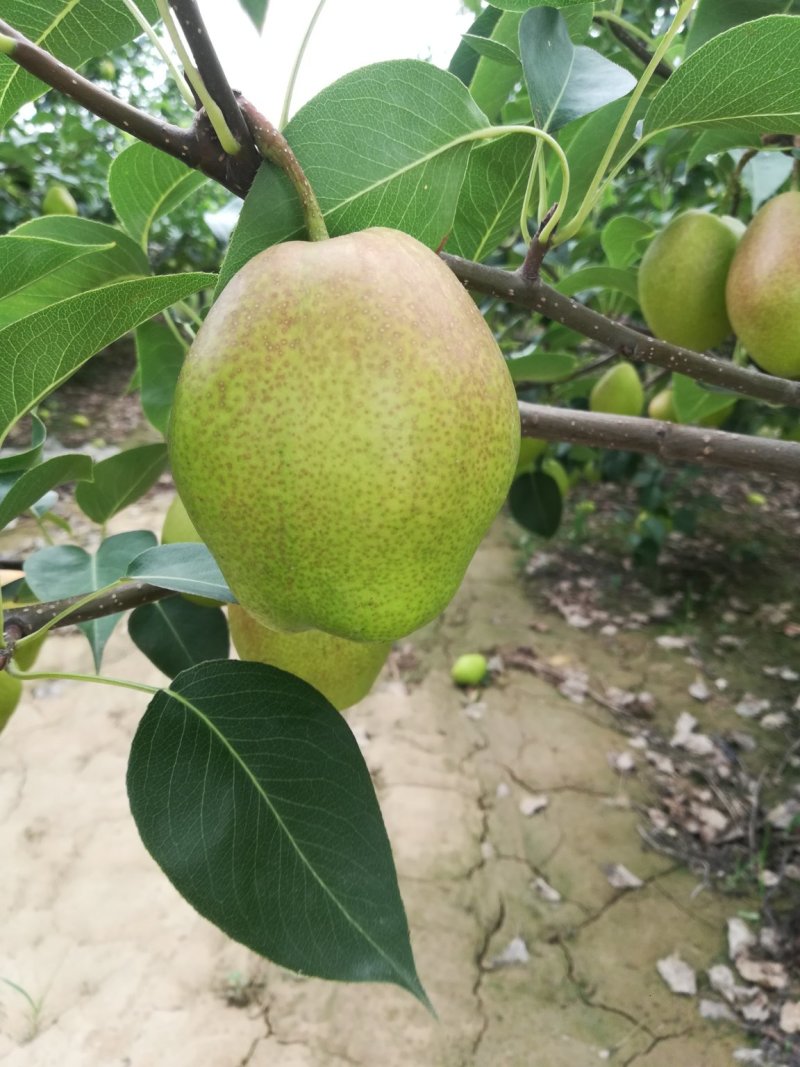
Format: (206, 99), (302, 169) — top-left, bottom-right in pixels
(593, 14), (673, 79)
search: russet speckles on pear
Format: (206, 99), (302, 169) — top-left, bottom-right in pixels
(169, 227), (520, 642)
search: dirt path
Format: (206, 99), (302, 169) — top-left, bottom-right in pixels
(0, 502), (746, 1065)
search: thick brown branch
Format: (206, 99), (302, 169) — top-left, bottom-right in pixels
(440, 252), (800, 410)
(0, 19), (259, 197)
(519, 403), (800, 482)
(594, 16), (673, 79)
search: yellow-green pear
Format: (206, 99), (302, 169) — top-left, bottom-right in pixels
(638, 211), (743, 350)
(228, 605), (389, 711)
(0, 671), (22, 735)
(515, 436), (547, 477)
(170, 228), (520, 642)
(161, 494), (221, 608)
(589, 362), (644, 417)
(451, 653), (487, 686)
(647, 388), (677, 422)
(726, 191), (800, 379)
(42, 184), (78, 216)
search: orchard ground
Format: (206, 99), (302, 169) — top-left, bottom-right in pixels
(1, 353), (799, 1066)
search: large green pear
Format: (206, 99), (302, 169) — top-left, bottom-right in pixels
(169, 227), (520, 642)
(638, 211), (744, 350)
(589, 362), (644, 417)
(228, 605), (390, 711)
(726, 191), (800, 380)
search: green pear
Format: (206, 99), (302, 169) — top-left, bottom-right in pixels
(647, 388), (677, 422)
(589, 362), (644, 417)
(161, 494), (222, 608)
(0, 670), (22, 735)
(42, 184), (78, 216)
(170, 227), (520, 642)
(726, 190), (800, 379)
(638, 211), (743, 350)
(451, 653), (487, 686)
(515, 436), (547, 477)
(541, 457), (569, 496)
(228, 605), (390, 711)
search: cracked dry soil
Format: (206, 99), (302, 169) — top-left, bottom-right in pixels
(0, 498), (743, 1067)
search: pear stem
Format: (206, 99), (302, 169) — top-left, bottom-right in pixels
(239, 99), (329, 241)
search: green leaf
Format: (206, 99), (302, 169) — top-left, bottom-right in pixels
(508, 470), (563, 538)
(739, 150), (795, 211)
(128, 598), (229, 678)
(600, 215), (653, 268)
(506, 351), (578, 382)
(492, 0), (596, 8)
(447, 135), (535, 260)
(672, 374), (736, 424)
(0, 235), (110, 307)
(468, 11), (524, 121)
(127, 660), (428, 1003)
(0, 0), (158, 128)
(449, 6), (503, 84)
(520, 8), (636, 133)
(0, 272), (215, 445)
(461, 33), (521, 66)
(126, 544), (236, 605)
(24, 531), (157, 669)
(686, 128), (762, 169)
(0, 414), (47, 474)
(108, 142), (208, 251)
(644, 16), (800, 140)
(0, 218), (150, 327)
(0, 453), (93, 530)
(136, 319), (187, 436)
(75, 444), (168, 524)
(218, 61), (488, 293)
(685, 0), (800, 56)
(237, 0), (268, 32)
(556, 265), (638, 300)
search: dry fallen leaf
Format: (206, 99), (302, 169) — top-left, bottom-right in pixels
(603, 864), (644, 890)
(688, 678), (711, 702)
(779, 1001), (800, 1034)
(734, 694), (771, 719)
(532, 877), (561, 904)
(519, 794), (549, 817)
(656, 953), (697, 995)
(727, 917), (756, 961)
(735, 957), (788, 990)
(740, 992), (771, 1022)
(607, 751), (636, 775)
(490, 937), (530, 968)
(699, 999), (737, 1022)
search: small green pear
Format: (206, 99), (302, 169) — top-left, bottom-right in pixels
(170, 227), (520, 642)
(42, 184), (78, 216)
(451, 653), (487, 686)
(515, 436), (548, 477)
(638, 211), (743, 350)
(0, 670), (22, 735)
(228, 605), (390, 711)
(161, 494), (223, 608)
(541, 457), (569, 496)
(647, 388), (677, 422)
(726, 191), (800, 380)
(589, 362), (644, 417)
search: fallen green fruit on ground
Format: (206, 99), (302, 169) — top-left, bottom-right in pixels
(451, 653), (488, 686)
(647, 388), (677, 422)
(589, 362), (644, 417)
(541, 458), (569, 496)
(161, 494), (223, 608)
(42, 184), (78, 216)
(515, 436), (548, 477)
(726, 191), (800, 380)
(170, 227), (520, 642)
(0, 671), (22, 734)
(638, 211), (743, 351)
(229, 605), (390, 711)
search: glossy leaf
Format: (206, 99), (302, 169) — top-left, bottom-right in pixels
(127, 660), (428, 1002)
(0, 272), (215, 444)
(75, 444), (168, 524)
(0, 414), (47, 474)
(136, 319), (187, 436)
(506, 352), (578, 382)
(0, 0), (158, 128)
(600, 215), (653, 268)
(685, 0), (800, 56)
(672, 374), (736, 425)
(508, 470), (563, 538)
(0, 453), (93, 530)
(24, 531), (157, 669)
(218, 60), (488, 291)
(128, 598), (229, 678)
(520, 8), (635, 133)
(126, 544), (236, 605)
(644, 16), (800, 140)
(739, 151), (795, 211)
(449, 6), (503, 84)
(109, 142), (208, 250)
(0, 235), (109, 312)
(237, 0), (268, 32)
(468, 11), (523, 121)
(461, 34), (520, 66)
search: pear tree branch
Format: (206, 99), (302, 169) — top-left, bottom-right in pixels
(593, 14), (673, 79)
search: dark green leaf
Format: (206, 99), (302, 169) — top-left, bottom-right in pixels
(600, 215), (653, 268)
(449, 5), (503, 84)
(127, 660), (429, 1003)
(685, 0), (800, 56)
(0, 272), (215, 444)
(0, 414), (47, 474)
(508, 471), (563, 538)
(136, 319), (187, 436)
(237, 0), (268, 32)
(24, 530), (157, 669)
(218, 61), (488, 293)
(75, 444), (168, 524)
(556, 266), (639, 300)
(461, 34), (521, 66)
(520, 8), (636, 133)
(128, 598), (229, 678)
(672, 374), (736, 424)
(506, 352), (578, 382)
(126, 544), (236, 604)
(0, 453), (93, 530)
(0, 234), (109, 308)
(468, 11), (523, 121)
